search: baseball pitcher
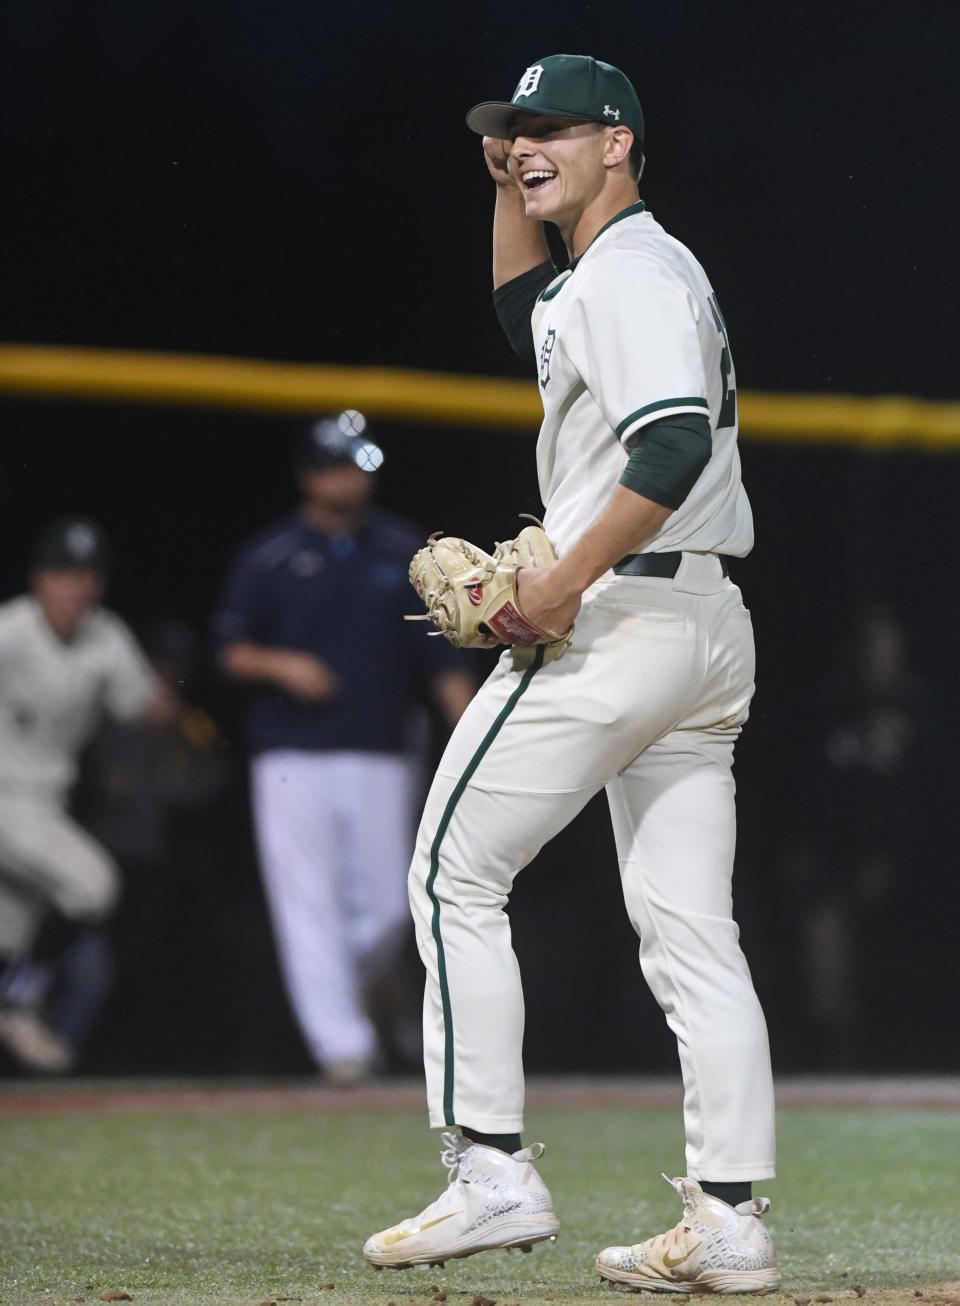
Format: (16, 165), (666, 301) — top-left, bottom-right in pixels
(364, 55), (779, 1293)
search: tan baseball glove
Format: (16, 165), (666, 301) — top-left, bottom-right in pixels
(406, 519), (572, 661)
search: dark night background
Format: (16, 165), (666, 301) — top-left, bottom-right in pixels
(1, 2), (957, 1076)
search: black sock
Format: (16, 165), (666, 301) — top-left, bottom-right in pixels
(700, 1180), (752, 1208)
(462, 1127), (521, 1154)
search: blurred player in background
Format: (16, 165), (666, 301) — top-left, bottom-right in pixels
(792, 603), (942, 1067)
(0, 517), (171, 1072)
(216, 412), (474, 1086)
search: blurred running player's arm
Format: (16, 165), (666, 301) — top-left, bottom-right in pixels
(103, 615), (177, 725)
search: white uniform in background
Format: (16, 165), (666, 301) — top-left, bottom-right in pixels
(408, 201), (775, 1183)
(0, 595), (156, 953)
(250, 747), (415, 1068)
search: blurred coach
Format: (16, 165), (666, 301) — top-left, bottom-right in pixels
(216, 412), (474, 1085)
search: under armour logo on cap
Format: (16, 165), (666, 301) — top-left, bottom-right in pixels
(513, 64), (545, 100)
(603, 104), (621, 120)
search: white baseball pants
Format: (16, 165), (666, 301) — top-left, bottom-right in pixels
(0, 790), (120, 955)
(408, 556), (775, 1181)
(251, 749), (415, 1067)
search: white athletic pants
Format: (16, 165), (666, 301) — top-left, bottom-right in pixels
(0, 790), (120, 955)
(408, 557), (775, 1181)
(251, 749), (415, 1067)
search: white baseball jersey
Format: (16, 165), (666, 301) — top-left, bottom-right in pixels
(531, 201), (754, 559)
(0, 596), (156, 797)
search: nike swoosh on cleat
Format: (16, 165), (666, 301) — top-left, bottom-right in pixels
(663, 1240), (702, 1269)
(382, 1212), (457, 1246)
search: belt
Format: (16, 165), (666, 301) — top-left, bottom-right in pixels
(612, 551), (730, 579)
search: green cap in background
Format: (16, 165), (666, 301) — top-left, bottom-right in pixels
(466, 54), (644, 145)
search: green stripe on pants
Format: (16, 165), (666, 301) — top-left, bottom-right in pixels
(425, 646), (545, 1125)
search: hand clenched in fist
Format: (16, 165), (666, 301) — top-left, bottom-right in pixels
(482, 136), (515, 189)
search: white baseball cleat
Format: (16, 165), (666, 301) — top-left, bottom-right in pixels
(322, 1057), (371, 1089)
(0, 1007), (75, 1073)
(363, 1131), (560, 1269)
(596, 1174), (781, 1294)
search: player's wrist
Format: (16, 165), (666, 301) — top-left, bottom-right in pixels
(551, 554), (593, 600)
(493, 177), (525, 202)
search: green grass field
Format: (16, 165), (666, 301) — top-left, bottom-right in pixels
(2, 1094), (958, 1306)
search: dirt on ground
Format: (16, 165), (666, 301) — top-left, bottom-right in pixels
(430, 1287), (959, 1306)
(524, 1289), (954, 1306)
(364, 1288), (960, 1306)
(773, 1285), (960, 1306)
(1, 1076), (959, 1118)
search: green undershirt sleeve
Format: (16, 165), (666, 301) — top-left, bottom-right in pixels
(619, 412), (713, 509)
(492, 260), (558, 363)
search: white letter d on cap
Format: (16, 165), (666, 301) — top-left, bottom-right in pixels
(513, 64), (544, 99)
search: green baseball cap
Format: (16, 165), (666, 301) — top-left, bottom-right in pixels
(466, 54), (644, 145)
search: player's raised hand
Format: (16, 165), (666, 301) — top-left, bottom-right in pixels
(482, 136), (516, 188)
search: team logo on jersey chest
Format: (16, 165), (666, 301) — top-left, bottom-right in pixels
(291, 549), (324, 578)
(538, 327), (556, 389)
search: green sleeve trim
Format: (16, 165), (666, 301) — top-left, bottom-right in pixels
(618, 413), (712, 510)
(615, 396), (709, 439)
(492, 260), (558, 363)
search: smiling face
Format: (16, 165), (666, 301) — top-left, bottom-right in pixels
(507, 115), (633, 230)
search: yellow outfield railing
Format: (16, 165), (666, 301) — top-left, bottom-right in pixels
(1, 343), (959, 451)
